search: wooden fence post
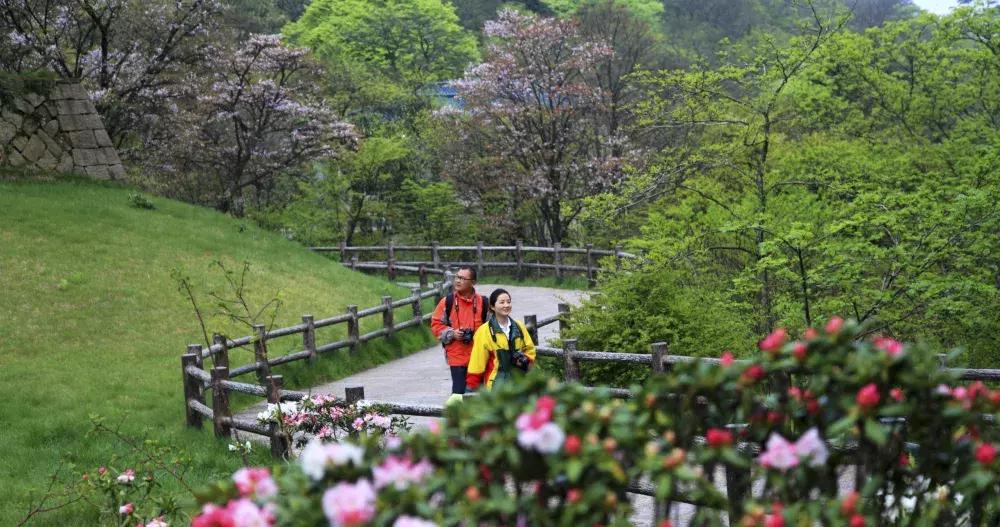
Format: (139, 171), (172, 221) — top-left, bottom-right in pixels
(432, 241), (440, 269)
(419, 264), (428, 288)
(347, 305), (359, 354)
(524, 315), (538, 347)
(253, 325), (271, 385)
(563, 339), (580, 382)
(212, 334), (229, 369)
(726, 457), (751, 520)
(181, 353), (203, 428)
(476, 241), (484, 279)
(302, 315), (317, 365)
(187, 343), (203, 370)
(585, 243), (595, 287)
(515, 239), (524, 280)
(411, 287), (423, 322)
(382, 296), (394, 339)
(211, 366), (231, 438)
(350, 255), (358, 270)
(339, 241), (347, 263)
(345, 385), (365, 404)
(388, 241), (396, 281)
(557, 303), (570, 339)
(554, 242), (562, 283)
(650, 342), (667, 375)
(265, 375), (290, 459)
(614, 244), (623, 271)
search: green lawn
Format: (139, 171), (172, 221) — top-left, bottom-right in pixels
(0, 176), (434, 525)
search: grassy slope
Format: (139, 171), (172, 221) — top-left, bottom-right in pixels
(0, 177), (434, 525)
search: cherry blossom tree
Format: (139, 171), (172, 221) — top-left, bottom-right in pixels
(440, 9), (630, 244)
(160, 35), (356, 215)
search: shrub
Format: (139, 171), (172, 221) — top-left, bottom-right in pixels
(193, 319), (1000, 525)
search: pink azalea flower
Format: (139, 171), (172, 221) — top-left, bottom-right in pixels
(192, 503), (234, 527)
(516, 417), (565, 454)
(317, 426), (335, 440)
(793, 428), (829, 467)
(322, 479), (376, 527)
(233, 468), (278, 500)
(373, 455), (434, 490)
(856, 383), (880, 409)
(825, 316), (844, 334)
(720, 351), (734, 367)
(759, 328), (787, 353)
(117, 468), (136, 483)
(352, 417), (365, 430)
(299, 440), (365, 481)
(393, 516), (438, 527)
(146, 517), (169, 527)
(228, 498), (275, 527)
(757, 433), (799, 471)
(873, 336), (904, 357)
(119, 503), (135, 515)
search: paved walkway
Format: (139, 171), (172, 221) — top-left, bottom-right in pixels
(304, 284), (588, 407)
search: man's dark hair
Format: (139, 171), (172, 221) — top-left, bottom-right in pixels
(457, 265), (477, 281)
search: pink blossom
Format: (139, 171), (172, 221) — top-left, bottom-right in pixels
(299, 440), (365, 481)
(120, 503), (135, 515)
(825, 316), (844, 334)
(192, 503), (235, 527)
(317, 426), (335, 440)
(392, 516), (438, 527)
(758, 433), (799, 471)
(793, 428), (829, 467)
(233, 468), (278, 500)
(759, 328), (788, 353)
(146, 517), (169, 527)
(856, 383), (880, 410)
(792, 342), (807, 361)
(352, 417), (365, 431)
(720, 351), (734, 367)
(373, 455), (434, 490)
(117, 468), (136, 483)
(516, 418), (565, 454)
(228, 499), (275, 527)
(873, 337), (904, 357)
(936, 384), (952, 396)
(364, 413), (392, 429)
(322, 479), (376, 527)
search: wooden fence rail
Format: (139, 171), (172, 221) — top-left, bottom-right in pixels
(311, 242), (638, 286)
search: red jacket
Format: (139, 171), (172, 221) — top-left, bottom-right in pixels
(430, 290), (487, 366)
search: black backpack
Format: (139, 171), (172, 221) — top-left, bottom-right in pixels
(442, 293), (489, 327)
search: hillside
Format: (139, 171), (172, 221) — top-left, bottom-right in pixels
(0, 175), (433, 525)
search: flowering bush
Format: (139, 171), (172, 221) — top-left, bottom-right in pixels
(196, 319), (1000, 525)
(256, 394), (409, 446)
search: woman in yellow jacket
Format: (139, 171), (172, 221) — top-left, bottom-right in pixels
(465, 288), (536, 391)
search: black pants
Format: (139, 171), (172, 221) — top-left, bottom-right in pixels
(450, 366), (468, 394)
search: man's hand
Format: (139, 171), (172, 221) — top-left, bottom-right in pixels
(440, 328), (455, 345)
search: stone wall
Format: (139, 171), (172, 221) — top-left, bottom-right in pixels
(0, 81), (125, 180)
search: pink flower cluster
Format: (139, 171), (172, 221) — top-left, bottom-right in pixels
(117, 468), (136, 483)
(233, 468), (278, 500)
(192, 499), (275, 527)
(757, 428), (829, 471)
(300, 440), (365, 481)
(516, 395), (565, 454)
(373, 455), (434, 490)
(322, 479), (376, 527)
(873, 336), (904, 357)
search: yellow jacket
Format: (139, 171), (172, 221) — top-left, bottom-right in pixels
(465, 317), (536, 390)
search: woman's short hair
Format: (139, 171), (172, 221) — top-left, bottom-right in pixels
(489, 288), (511, 308)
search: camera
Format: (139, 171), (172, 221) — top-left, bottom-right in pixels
(459, 328), (475, 344)
(511, 351), (530, 371)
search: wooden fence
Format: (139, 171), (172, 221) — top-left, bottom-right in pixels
(310, 242), (637, 286)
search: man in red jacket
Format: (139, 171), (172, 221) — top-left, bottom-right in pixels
(431, 266), (489, 396)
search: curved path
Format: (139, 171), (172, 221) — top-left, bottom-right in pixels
(306, 284), (588, 408)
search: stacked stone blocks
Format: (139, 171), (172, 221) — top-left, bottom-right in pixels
(0, 81), (125, 180)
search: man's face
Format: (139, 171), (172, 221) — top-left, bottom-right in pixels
(454, 270), (475, 295)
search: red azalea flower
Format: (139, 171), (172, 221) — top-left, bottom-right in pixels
(890, 388), (904, 402)
(850, 514), (866, 527)
(566, 488), (582, 503)
(706, 428), (733, 448)
(873, 336), (904, 357)
(825, 316), (844, 334)
(657, 521), (673, 527)
(976, 443), (997, 465)
(856, 383), (880, 410)
(742, 364), (766, 383)
(759, 328), (787, 353)
(841, 491), (859, 515)
(804, 327), (818, 340)
(565, 434), (582, 455)
(792, 341), (807, 361)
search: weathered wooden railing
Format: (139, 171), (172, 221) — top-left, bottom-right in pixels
(310, 242), (638, 286)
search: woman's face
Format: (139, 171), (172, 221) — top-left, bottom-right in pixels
(493, 293), (512, 318)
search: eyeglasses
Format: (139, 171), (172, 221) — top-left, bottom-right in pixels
(455, 275), (474, 282)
